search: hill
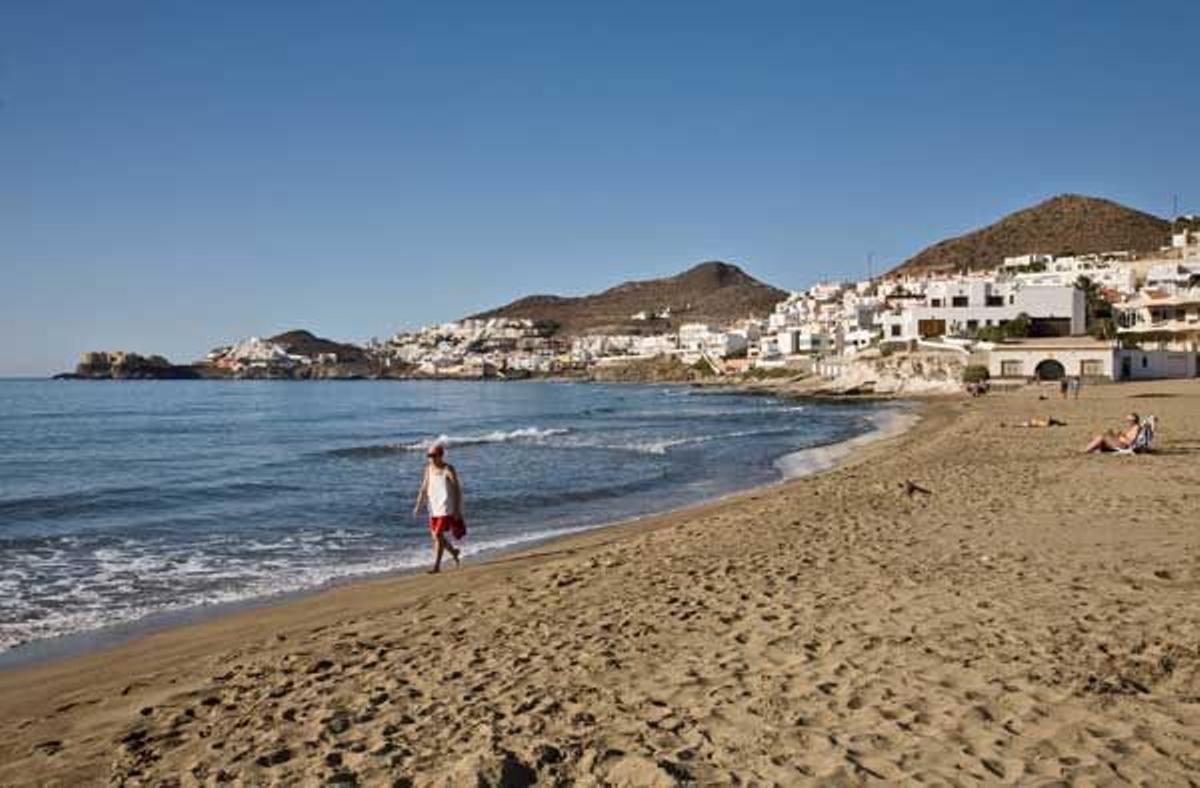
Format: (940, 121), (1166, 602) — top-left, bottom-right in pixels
(267, 330), (367, 362)
(469, 261), (787, 335)
(889, 194), (1171, 277)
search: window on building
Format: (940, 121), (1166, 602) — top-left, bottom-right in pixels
(952, 296), (969, 308)
(1000, 360), (1023, 377)
(967, 320), (978, 331)
(1080, 360), (1104, 376)
(930, 298), (942, 307)
(1009, 295), (1015, 304)
(986, 295), (1004, 307)
(1142, 356), (1148, 368)
(891, 325), (901, 337)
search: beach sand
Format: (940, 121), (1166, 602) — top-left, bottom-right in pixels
(2, 379), (1199, 785)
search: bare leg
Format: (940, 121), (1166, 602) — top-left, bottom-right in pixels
(439, 532), (461, 568)
(429, 531), (444, 574)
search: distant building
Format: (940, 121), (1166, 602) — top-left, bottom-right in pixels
(1002, 253), (1054, 270)
(678, 323), (746, 361)
(1144, 263), (1200, 295)
(1172, 219), (1200, 261)
(878, 279), (1084, 342)
(1114, 285), (1200, 351)
(987, 337), (1198, 381)
(1013, 256), (1137, 296)
(775, 327), (833, 355)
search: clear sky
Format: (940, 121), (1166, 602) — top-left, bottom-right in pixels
(3, 1), (1198, 376)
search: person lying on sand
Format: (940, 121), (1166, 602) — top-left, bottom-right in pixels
(1001, 416), (1065, 428)
(413, 443), (466, 573)
(1084, 413), (1141, 454)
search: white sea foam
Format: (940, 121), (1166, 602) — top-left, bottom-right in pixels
(401, 426), (570, 451)
(579, 426), (799, 455)
(0, 523), (609, 654)
(773, 407), (920, 481)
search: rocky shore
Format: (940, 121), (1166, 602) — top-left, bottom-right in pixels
(53, 351), (205, 380)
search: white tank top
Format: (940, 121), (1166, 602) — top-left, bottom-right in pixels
(427, 467), (454, 517)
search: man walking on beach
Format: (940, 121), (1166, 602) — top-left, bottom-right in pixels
(413, 443), (466, 573)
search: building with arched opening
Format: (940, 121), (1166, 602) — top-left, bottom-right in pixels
(987, 338), (1200, 381)
(1033, 359), (1067, 381)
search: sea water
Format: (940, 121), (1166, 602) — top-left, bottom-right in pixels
(0, 379), (899, 656)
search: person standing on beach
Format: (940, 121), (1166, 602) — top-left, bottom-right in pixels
(413, 443), (466, 573)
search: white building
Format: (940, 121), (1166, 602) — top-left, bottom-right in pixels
(776, 327), (833, 355)
(678, 323), (747, 361)
(1115, 287), (1200, 351)
(1144, 263), (1200, 296)
(878, 279), (1085, 343)
(1002, 253), (1054, 270)
(987, 338), (1198, 381)
(633, 334), (679, 357)
(213, 337), (307, 369)
(1172, 220), (1200, 261)
(806, 281), (846, 302)
(841, 328), (877, 355)
(1013, 257), (1137, 296)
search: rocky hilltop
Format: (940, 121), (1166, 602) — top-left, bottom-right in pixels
(57, 330), (378, 381)
(469, 261), (787, 335)
(266, 330), (368, 364)
(56, 351), (204, 380)
(889, 194), (1170, 277)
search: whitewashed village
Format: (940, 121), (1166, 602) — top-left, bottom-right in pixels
(179, 215), (1200, 394)
(67, 204), (1200, 394)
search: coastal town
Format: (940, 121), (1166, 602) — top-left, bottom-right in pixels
(67, 210), (1200, 393)
(12, 2), (1200, 783)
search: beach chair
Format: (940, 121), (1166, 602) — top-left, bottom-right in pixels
(1114, 415), (1157, 455)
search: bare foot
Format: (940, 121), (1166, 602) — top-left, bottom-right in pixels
(452, 552), (461, 569)
(427, 567), (441, 575)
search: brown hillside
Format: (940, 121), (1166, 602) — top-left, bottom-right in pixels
(469, 261), (787, 335)
(890, 194), (1170, 277)
(268, 330), (367, 362)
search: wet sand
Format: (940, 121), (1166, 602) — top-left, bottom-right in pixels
(2, 379), (1199, 785)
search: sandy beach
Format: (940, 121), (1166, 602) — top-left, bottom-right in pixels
(2, 379), (1199, 785)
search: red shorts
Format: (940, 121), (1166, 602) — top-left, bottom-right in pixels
(429, 515), (466, 540)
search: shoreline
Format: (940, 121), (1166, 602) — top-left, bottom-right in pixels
(0, 396), (919, 672)
(7, 380), (1198, 784)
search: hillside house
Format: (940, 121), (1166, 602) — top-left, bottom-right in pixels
(877, 279), (1084, 343)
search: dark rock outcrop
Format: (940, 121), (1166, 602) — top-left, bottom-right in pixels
(57, 352), (202, 380)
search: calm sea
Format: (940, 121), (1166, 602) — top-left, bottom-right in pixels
(0, 380), (897, 657)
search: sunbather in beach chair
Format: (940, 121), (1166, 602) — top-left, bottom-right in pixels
(1113, 415), (1156, 455)
(1085, 413), (1155, 454)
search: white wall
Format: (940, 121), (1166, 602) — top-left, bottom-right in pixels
(987, 347), (1115, 380)
(882, 283), (1084, 342)
(1118, 350), (1199, 380)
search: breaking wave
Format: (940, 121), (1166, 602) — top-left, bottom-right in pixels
(325, 427), (571, 458)
(578, 426), (800, 455)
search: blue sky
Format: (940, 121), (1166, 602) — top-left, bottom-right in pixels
(3, 1), (1198, 376)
